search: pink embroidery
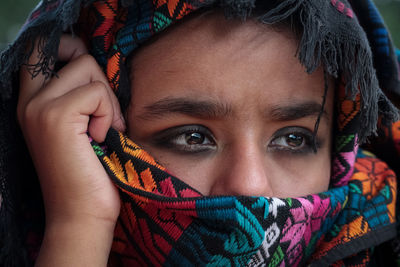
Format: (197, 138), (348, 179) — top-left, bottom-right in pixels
(46, 0), (63, 12)
(346, 8), (354, 18)
(179, 188), (201, 198)
(337, 2), (345, 12)
(331, 0), (354, 18)
(332, 150), (357, 186)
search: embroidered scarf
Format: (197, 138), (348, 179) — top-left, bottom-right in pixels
(90, 87), (398, 266)
(1, 0), (400, 266)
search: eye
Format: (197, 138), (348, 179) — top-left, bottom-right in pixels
(152, 125), (216, 154)
(268, 127), (317, 154)
(175, 131), (212, 146)
(272, 133), (305, 148)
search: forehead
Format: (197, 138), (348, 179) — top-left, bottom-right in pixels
(131, 11), (296, 68)
(128, 11), (330, 115)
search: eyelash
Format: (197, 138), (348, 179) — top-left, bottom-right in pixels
(152, 125), (319, 155)
(153, 125), (216, 154)
(267, 127), (319, 154)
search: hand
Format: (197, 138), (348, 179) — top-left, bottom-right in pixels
(18, 35), (125, 266)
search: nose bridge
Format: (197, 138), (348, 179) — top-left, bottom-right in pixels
(210, 140), (273, 197)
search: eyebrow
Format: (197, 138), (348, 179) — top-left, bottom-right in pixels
(269, 101), (328, 121)
(138, 97), (233, 119)
(137, 97), (327, 122)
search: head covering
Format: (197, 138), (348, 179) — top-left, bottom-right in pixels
(0, 0), (400, 266)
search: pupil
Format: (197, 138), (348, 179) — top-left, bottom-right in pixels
(286, 134), (303, 147)
(186, 132), (204, 145)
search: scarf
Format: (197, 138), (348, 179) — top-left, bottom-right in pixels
(1, 0), (400, 266)
(92, 130), (397, 266)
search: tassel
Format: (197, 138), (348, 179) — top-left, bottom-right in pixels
(200, 0), (400, 143)
(0, 0), (84, 101)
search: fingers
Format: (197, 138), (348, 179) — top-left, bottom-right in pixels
(16, 38), (122, 250)
(19, 38), (48, 110)
(56, 37), (125, 132)
(58, 35), (88, 61)
(50, 81), (114, 142)
(19, 36), (88, 110)
(39, 54), (126, 132)
(18, 35), (126, 133)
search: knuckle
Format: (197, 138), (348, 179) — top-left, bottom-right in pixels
(76, 54), (97, 66)
(73, 54), (104, 77)
(91, 80), (107, 89)
(17, 98), (59, 133)
(32, 101), (60, 128)
(89, 81), (109, 96)
(17, 98), (39, 127)
(41, 102), (61, 123)
(88, 82), (114, 111)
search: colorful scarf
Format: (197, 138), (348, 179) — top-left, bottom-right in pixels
(91, 86), (398, 266)
(0, 0), (400, 266)
(92, 131), (397, 266)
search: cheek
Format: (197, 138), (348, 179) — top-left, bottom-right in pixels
(140, 146), (332, 198)
(268, 149), (332, 197)
(140, 149), (218, 195)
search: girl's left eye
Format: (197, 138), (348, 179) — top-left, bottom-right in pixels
(268, 127), (317, 154)
(272, 133), (305, 148)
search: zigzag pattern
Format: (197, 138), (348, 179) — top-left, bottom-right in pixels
(89, 0), (197, 92)
(332, 151), (356, 187)
(331, 0), (354, 18)
(90, 128), (397, 266)
(337, 91), (361, 132)
(311, 150), (397, 264)
(83, 0), (398, 265)
(17, 0), (400, 265)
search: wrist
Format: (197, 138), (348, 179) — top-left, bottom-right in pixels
(36, 218), (116, 267)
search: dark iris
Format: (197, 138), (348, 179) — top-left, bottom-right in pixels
(185, 132), (205, 145)
(286, 134), (304, 147)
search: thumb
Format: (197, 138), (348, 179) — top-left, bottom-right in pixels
(58, 35), (88, 61)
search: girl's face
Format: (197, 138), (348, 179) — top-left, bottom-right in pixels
(127, 12), (334, 198)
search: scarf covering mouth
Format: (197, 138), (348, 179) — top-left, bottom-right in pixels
(0, 0), (400, 266)
(90, 128), (397, 266)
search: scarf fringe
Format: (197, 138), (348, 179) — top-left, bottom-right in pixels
(203, 0), (399, 143)
(0, 0), (399, 265)
(291, 1), (399, 143)
(218, 0), (257, 19)
(0, 1), (84, 265)
(1, 0), (398, 141)
(0, 0), (85, 102)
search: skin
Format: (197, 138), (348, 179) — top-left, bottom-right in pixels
(18, 36), (123, 266)
(18, 12), (333, 266)
(127, 12), (334, 197)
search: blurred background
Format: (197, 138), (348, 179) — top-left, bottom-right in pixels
(0, 0), (399, 50)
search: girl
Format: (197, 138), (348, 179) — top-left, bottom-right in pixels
(1, 0), (400, 266)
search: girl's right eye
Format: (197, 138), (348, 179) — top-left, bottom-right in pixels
(152, 125), (216, 154)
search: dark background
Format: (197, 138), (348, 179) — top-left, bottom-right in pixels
(1, 0), (399, 50)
